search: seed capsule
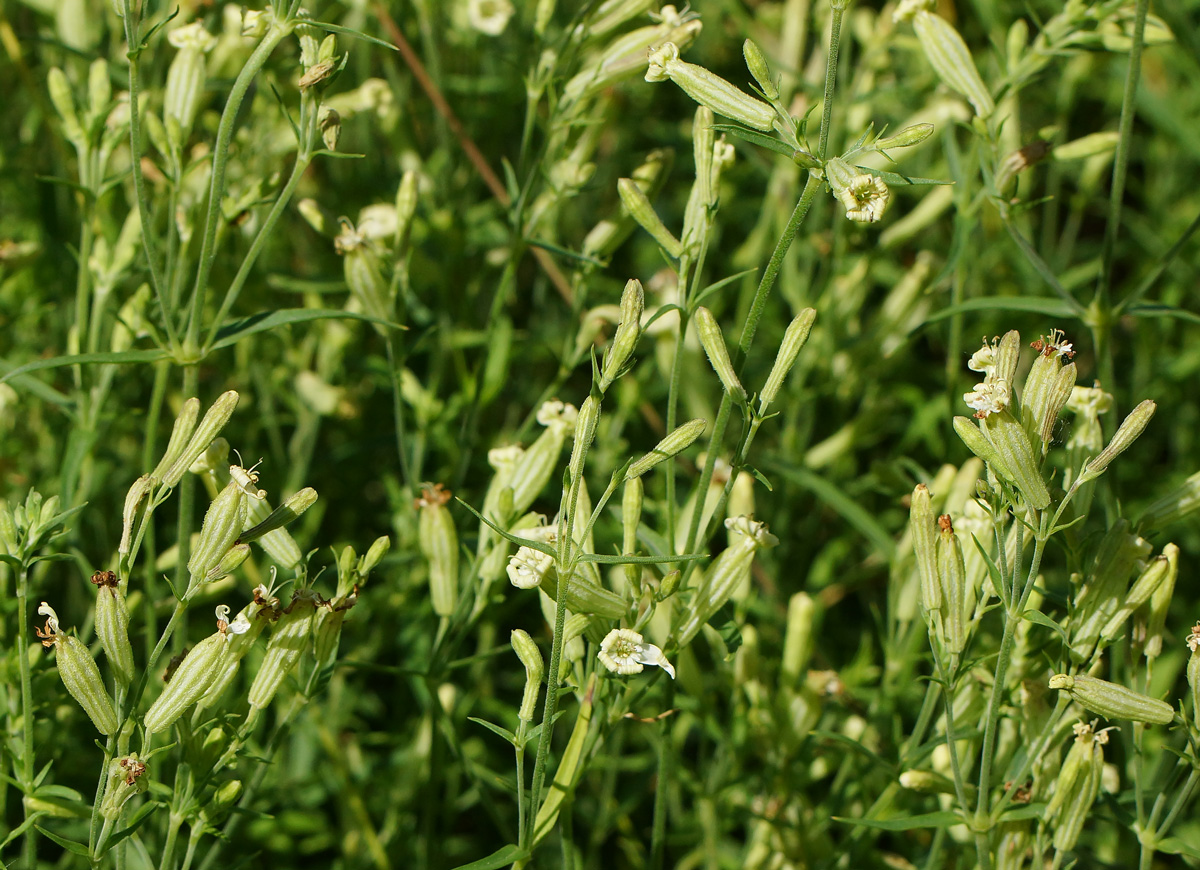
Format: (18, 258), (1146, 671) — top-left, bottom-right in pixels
(1048, 673), (1174, 725)
(37, 603), (117, 735)
(187, 478), (250, 585)
(92, 571), (134, 687)
(144, 608), (242, 734)
(911, 10), (994, 117)
(646, 42), (776, 132)
(416, 483), (459, 618)
(694, 307), (745, 402)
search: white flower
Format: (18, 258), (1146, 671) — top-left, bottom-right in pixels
(507, 545), (553, 589)
(1187, 622), (1200, 652)
(535, 399), (578, 432)
(892, 0), (935, 23)
(1066, 383), (1113, 418)
(467, 0), (515, 36)
(724, 515), (779, 548)
(967, 338), (999, 374)
(963, 377), (1011, 418)
(37, 602), (61, 635)
(597, 628), (676, 679)
(168, 21), (218, 52)
(837, 174), (890, 223)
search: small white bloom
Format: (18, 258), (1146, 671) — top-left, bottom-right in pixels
(837, 174), (890, 223)
(1187, 622), (1200, 652)
(892, 0), (934, 23)
(967, 338), (999, 374)
(598, 628), (676, 679)
(963, 377), (1011, 418)
(724, 515), (779, 548)
(37, 602), (61, 634)
(535, 399), (579, 432)
(507, 546), (553, 589)
(168, 21), (218, 52)
(1066, 383), (1113, 418)
(466, 0), (515, 37)
(357, 204), (399, 240)
(487, 444), (524, 471)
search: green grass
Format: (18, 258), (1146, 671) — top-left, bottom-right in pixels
(1, 0), (1200, 867)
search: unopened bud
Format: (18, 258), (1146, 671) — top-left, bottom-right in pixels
(617, 178), (682, 258)
(910, 10), (994, 118)
(759, 308), (816, 412)
(1048, 674), (1174, 725)
(742, 39), (777, 101)
(319, 106), (340, 151)
(119, 475), (152, 556)
(417, 483), (459, 617)
(646, 42), (776, 132)
(626, 419), (707, 479)
(160, 392), (239, 487)
(1079, 400), (1156, 484)
(511, 629), (544, 721)
(694, 307), (745, 402)
(877, 123), (935, 150)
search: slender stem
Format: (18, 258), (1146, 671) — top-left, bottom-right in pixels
(88, 734), (116, 854)
(17, 564), (37, 870)
(185, 22), (293, 351)
(817, 4), (845, 161)
(385, 335), (413, 489)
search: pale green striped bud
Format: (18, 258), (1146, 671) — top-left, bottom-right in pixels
(910, 484), (942, 616)
(1079, 400), (1156, 484)
(780, 592), (815, 686)
(682, 108), (716, 246)
(646, 42), (776, 132)
(165, 23), (217, 141)
(1054, 131), (1119, 162)
(953, 416), (1010, 479)
(197, 590), (278, 712)
(160, 392), (240, 487)
(979, 411), (1052, 509)
(694, 307), (745, 402)
(583, 149), (673, 261)
(617, 177), (682, 258)
(621, 477), (643, 589)
(239, 487), (318, 544)
(38, 603), (117, 735)
(151, 398), (201, 483)
(626, 419), (707, 479)
(1140, 543), (1178, 660)
(877, 123), (935, 150)
(86, 57), (110, 125)
(241, 496), (304, 571)
(511, 629), (544, 722)
(510, 402), (577, 514)
(92, 571), (134, 687)
(1047, 723), (1106, 853)
(759, 308), (816, 413)
(599, 280), (644, 393)
(1103, 544), (1175, 641)
(248, 590), (319, 710)
(1069, 521), (1150, 663)
(937, 518), (967, 657)
(145, 608), (240, 733)
(336, 224), (391, 322)
(911, 10), (994, 118)
(1138, 470), (1200, 531)
(568, 396), (600, 484)
(1049, 674), (1174, 725)
(578, 0), (655, 38)
(672, 517), (777, 647)
(119, 474), (152, 556)
(204, 543), (251, 584)
(564, 8), (702, 103)
(539, 563), (627, 619)
(48, 67), (85, 144)
(188, 477), (252, 585)
(417, 483), (459, 617)
(360, 535), (390, 580)
(742, 39), (777, 100)
(99, 754), (148, 821)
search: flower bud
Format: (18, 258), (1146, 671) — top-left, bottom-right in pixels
(1048, 674), (1174, 725)
(598, 628), (675, 678)
(248, 590), (320, 711)
(759, 308), (816, 413)
(1102, 544), (1175, 641)
(626, 419), (707, 479)
(621, 477), (643, 590)
(511, 629), (544, 721)
(1079, 400), (1156, 484)
(599, 279), (644, 392)
(204, 542), (251, 584)
(742, 39), (777, 101)
(48, 67), (85, 144)
(564, 8), (702, 103)
(1138, 470), (1200, 531)
(646, 42), (776, 132)
(780, 592), (815, 686)
(980, 410), (1052, 510)
(239, 487), (317, 544)
(672, 517), (777, 647)
(694, 307), (745, 402)
(37, 603), (118, 735)
(313, 587), (356, 666)
(92, 571), (134, 687)
(567, 396), (600, 484)
(910, 10), (994, 118)
(1139, 543), (1178, 660)
(197, 590), (277, 712)
(1047, 723), (1106, 854)
(540, 563), (627, 619)
(395, 170), (419, 247)
(910, 485), (942, 616)
(617, 178), (682, 258)
(119, 474), (152, 556)
(416, 483), (459, 617)
(1068, 521), (1150, 663)
(187, 478), (250, 585)
(360, 535), (391, 578)
(937, 518), (968, 657)
(151, 398), (201, 484)
(165, 23), (217, 140)
(160, 392), (240, 487)
(876, 123), (935, 150)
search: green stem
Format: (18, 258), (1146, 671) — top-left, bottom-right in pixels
(17, 564), (37, 870)
(385, 335), (413, 489)
(184, 21), (293, 352)
(88, 734), (116, 855)
(817, 4), (845, 161)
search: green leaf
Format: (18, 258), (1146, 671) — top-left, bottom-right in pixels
(692, 268), (758, 309)
(810, 731), (896, 774)
(853, 165), (952, 186)
(996, 802), (1047, 822)
(306, 20), (399, 52)
(1020, 609), (1067, 643)
(766, 462), (895, 559)
(525, 238), (605, 268)
(1125, 303), (1200, 326)
(832, 810), (963, 830)
(209, 309), (401, 351)
(450, 844), (530, 870)
(709, 124), (794, 157)
(916, 296), (1077, 329)
(1157, 837), (1200, 860)
(1002, 221), (1087, 313)
(467, 717), (517, 747)
(97, 800), (159, 855)
(0, 350), (169, 386)
(35, 826), (90, 856)
(0, 812), (45, 849)
(455, 499), (557, 558)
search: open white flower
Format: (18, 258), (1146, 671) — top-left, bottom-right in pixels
(598, 628), (676, 679)
(837, 174), (890, 223)
(467, 0), (515, 37)
(963, 377), (1011, 418)
(507, 545), (553, 589)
